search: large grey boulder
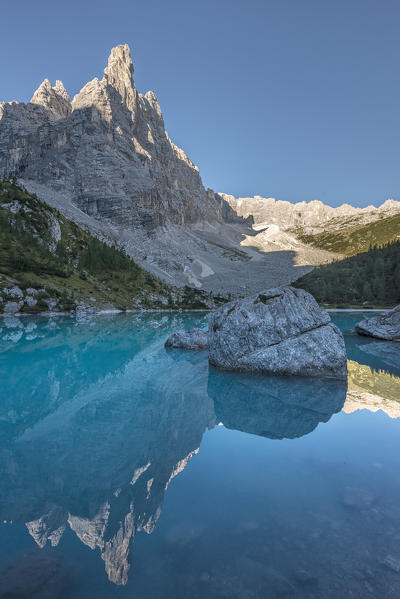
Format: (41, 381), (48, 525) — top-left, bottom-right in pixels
(355, 306), (400, 341)
(208, 286), (347, 379)
(165, 328), (208, 350)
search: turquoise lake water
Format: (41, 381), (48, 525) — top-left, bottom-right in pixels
(0, 311), (400, 598)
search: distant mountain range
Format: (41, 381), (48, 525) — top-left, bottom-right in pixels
(1, 44), (399, 298)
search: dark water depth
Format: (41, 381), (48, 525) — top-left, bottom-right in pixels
(0, 311), (399, 598)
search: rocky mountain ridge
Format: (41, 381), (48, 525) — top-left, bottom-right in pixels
(221, 194), (400, 234)
(1, 44), (399, 295)
(0, 44), (228, 229)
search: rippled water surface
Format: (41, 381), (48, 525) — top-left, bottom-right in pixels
(0, 311), (400, 598)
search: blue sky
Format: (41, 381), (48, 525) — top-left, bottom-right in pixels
(1, 0), (399, 207)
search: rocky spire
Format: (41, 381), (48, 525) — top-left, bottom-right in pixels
(104, 45), (134, 92)
(72, 44), (138, 124)
(30, 78), (71, 119)
(54, 80), (70, 102)
(104, 44), (137, 119)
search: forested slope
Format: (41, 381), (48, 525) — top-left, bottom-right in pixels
(294, 241), (400, 307)
(0, 180), (221, 313)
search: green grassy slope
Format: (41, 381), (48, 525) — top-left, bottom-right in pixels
(293, 241), (400, 307)
(296, 213), (400, 257)
(0, 180), (223, 312)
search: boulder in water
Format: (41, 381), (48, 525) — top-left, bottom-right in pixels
(165, 328), (208, 350)
(355, 306), (400, 341)
(208, 286), (347, 379)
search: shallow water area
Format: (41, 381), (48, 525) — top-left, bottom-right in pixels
(0, 310), (400, 598)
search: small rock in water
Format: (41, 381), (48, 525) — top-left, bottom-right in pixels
(382, 555), (400, 573)
(294, 568), (318, 587)
(165, 328), (208, 350)
(342, 487), (375, 510)
(355, 305), (400, 341)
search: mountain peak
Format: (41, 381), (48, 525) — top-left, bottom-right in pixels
(72, 44), (137, 121)
(54, 80), (70, 102)
(106, 44), (133, 74)
(30, 78), (71, 118)
(104, 44), (134, 92)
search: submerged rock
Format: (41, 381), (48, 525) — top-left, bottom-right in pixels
(165, 328), (208, 350)
(342, 487), (375, 510)
(208, 286), (347, 379)
(355, 306), (400, 341)
(382, 555), (400, 573)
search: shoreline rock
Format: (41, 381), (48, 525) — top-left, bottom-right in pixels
(165, 328), (208, 350)
(355, 306), (400, 341)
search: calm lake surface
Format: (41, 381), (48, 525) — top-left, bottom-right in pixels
(0, 311), (400, 598)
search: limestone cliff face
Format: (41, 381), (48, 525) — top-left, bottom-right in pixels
(0, 44), (225, 229)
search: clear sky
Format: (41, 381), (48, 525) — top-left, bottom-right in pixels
(1, 0), (399, 207)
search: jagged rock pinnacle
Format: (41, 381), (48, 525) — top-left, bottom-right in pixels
(54, 80), (70, 102)
(30, 78), (71, 118)
(105, 44), (134, 80)
(71, 43), (137, 123)
(103, 44), (137, 114)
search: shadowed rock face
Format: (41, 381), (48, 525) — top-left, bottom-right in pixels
(208, 368), (347, 439)
(355, 306), (400, 341)
(208, 287), (347, 379)
(0, 44), (230, 230)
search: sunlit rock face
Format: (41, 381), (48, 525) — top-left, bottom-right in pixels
(209, 369), (347, 439)
(221, 194), (400, 234)
(0, 44), (227, 229)
(208, 287), (347, 379)
(30, 79), (72, 119)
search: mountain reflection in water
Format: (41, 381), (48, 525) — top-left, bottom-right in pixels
(0, 311), (399, 597)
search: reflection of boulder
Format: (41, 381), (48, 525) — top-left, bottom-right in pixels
(356, 341), (400, 373)
(208, 368), (347, 439)
(343, 331), (400, 377)
(345, 360), (400, 419)
(0, 328), (214, 586)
